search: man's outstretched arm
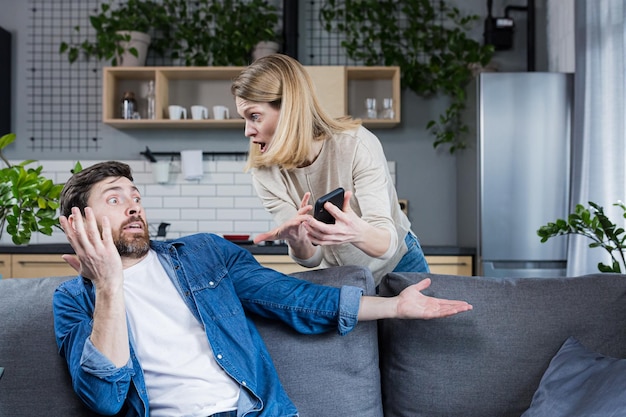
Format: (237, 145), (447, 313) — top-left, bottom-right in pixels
(358, 278), (472, 321)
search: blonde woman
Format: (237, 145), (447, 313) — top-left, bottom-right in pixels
(232, 54), (429, 285)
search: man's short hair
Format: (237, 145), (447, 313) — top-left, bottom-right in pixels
(60, 161), (133, 218)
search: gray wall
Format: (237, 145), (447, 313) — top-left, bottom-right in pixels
(0, 0), (547, 247)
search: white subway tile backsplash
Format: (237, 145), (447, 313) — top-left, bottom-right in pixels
(235, 221), (276, 234)
(199, 197), (235, 208)
(140, 196), (164, 208)
(145, 184), (181, 196)
(216, 208), (254, 221)
(198, 221), (237, 233)
(181, 184), (216, 196)
(144, 208), (181, 221)
(234, 172), (253, 185)
(236, 197), (266, 208)
(216, 160), (247, 172)
(216, 184), (253, 196)
(180, 208), (216, 220)
(24, 158), (395, 241)
(252, 209), (275, 221)
(163, 197), (199, 208)
(132, 173), (156, 184)
(171, 220), (204, 232)
(207, 173), (237, 185)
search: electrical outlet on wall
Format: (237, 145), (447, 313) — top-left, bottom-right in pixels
(398, 199), (408, 216)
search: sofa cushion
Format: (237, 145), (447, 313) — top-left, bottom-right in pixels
(521, 336), (626, 417)
(252, 265), (383, 417)
(378, 272), (626, 417)
(0, 276), (101, 417)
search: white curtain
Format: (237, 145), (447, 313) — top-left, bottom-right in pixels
(547, 0), (575, 72)
(567, 0), (626, 275)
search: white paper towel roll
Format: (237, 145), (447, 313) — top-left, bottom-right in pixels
(180, 150), (204, 180)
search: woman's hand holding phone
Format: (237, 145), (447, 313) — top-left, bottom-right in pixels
(313, 187), (345, 224)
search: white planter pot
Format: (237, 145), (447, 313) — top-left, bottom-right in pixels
(252, 41), (280, 61)
(115, 31), (151, 66)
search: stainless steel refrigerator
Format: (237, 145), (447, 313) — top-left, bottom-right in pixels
(457, 72), (574, 278)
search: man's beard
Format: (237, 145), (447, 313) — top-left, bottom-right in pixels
(114, 217), (151, 258)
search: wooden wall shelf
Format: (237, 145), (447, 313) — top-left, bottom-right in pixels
(102, 66), (401, 129)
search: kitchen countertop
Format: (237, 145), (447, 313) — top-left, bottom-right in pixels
(0, 243), (475, 257)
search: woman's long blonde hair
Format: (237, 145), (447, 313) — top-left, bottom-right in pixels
(231, 54), (361, 170)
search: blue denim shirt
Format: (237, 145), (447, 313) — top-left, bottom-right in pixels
(53, 233), (363, 417)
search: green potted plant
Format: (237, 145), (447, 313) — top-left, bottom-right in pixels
(319, 0), (494, 153)
(165, 0), (280, 66)
(0, 133), (67, 245)
(59, 0), (174, 66)
(538, 201), (626, 273)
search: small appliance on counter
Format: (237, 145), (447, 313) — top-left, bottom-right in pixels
(223, 234), (252, 244)
(149, 222), (170, 241)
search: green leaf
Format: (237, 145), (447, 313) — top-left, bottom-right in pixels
(539, 200), (626, 274)
(0, 134), (67, 244)
(319, 0), (493, 152)
(0, 133), (16, 150)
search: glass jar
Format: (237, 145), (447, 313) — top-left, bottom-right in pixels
(121, 91), (137, 119)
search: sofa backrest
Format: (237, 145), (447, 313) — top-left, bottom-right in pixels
(255, 265), (382, 417)
(378, 272), (626, 417)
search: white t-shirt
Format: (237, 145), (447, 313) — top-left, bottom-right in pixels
(123, 250), (239, 416)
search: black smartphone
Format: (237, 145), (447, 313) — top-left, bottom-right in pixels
(314, 187), (345, 224)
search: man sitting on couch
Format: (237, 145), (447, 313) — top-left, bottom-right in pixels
(53, 161), (472, 417)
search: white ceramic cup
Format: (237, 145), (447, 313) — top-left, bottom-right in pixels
(168, 105), (187, 120)
(213, 105), (230, 120)
(152, 161), (170, 184)
(191, 105), (209, 120)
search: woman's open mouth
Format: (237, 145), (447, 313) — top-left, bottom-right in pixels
(254, 141), (267, 153)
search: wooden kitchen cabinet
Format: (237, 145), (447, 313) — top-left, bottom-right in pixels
(0, 253), (471, 279)
(10, 254), (76, 279)
(425, 255), (473, 276)
(102, 66), (400, 129)
(255, 254), (472, 276)
(253, 255), (315, 274)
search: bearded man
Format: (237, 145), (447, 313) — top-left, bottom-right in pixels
(53, 161), (472, 417)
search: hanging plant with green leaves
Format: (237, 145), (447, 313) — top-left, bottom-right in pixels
(59, 0), (280, 67)
(59, 0), (174, 65)
(320, 0), (494, 153)
(164, 0), (280, 66)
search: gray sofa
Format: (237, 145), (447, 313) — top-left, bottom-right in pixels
(2, 265), (626, 417)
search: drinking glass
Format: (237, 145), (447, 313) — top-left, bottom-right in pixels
(381, 98), (395, 119)
(365, 98), (377, 119)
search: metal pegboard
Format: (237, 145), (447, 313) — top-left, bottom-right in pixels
(27, 0), (102, 152)
(303, 0), (361, 65)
